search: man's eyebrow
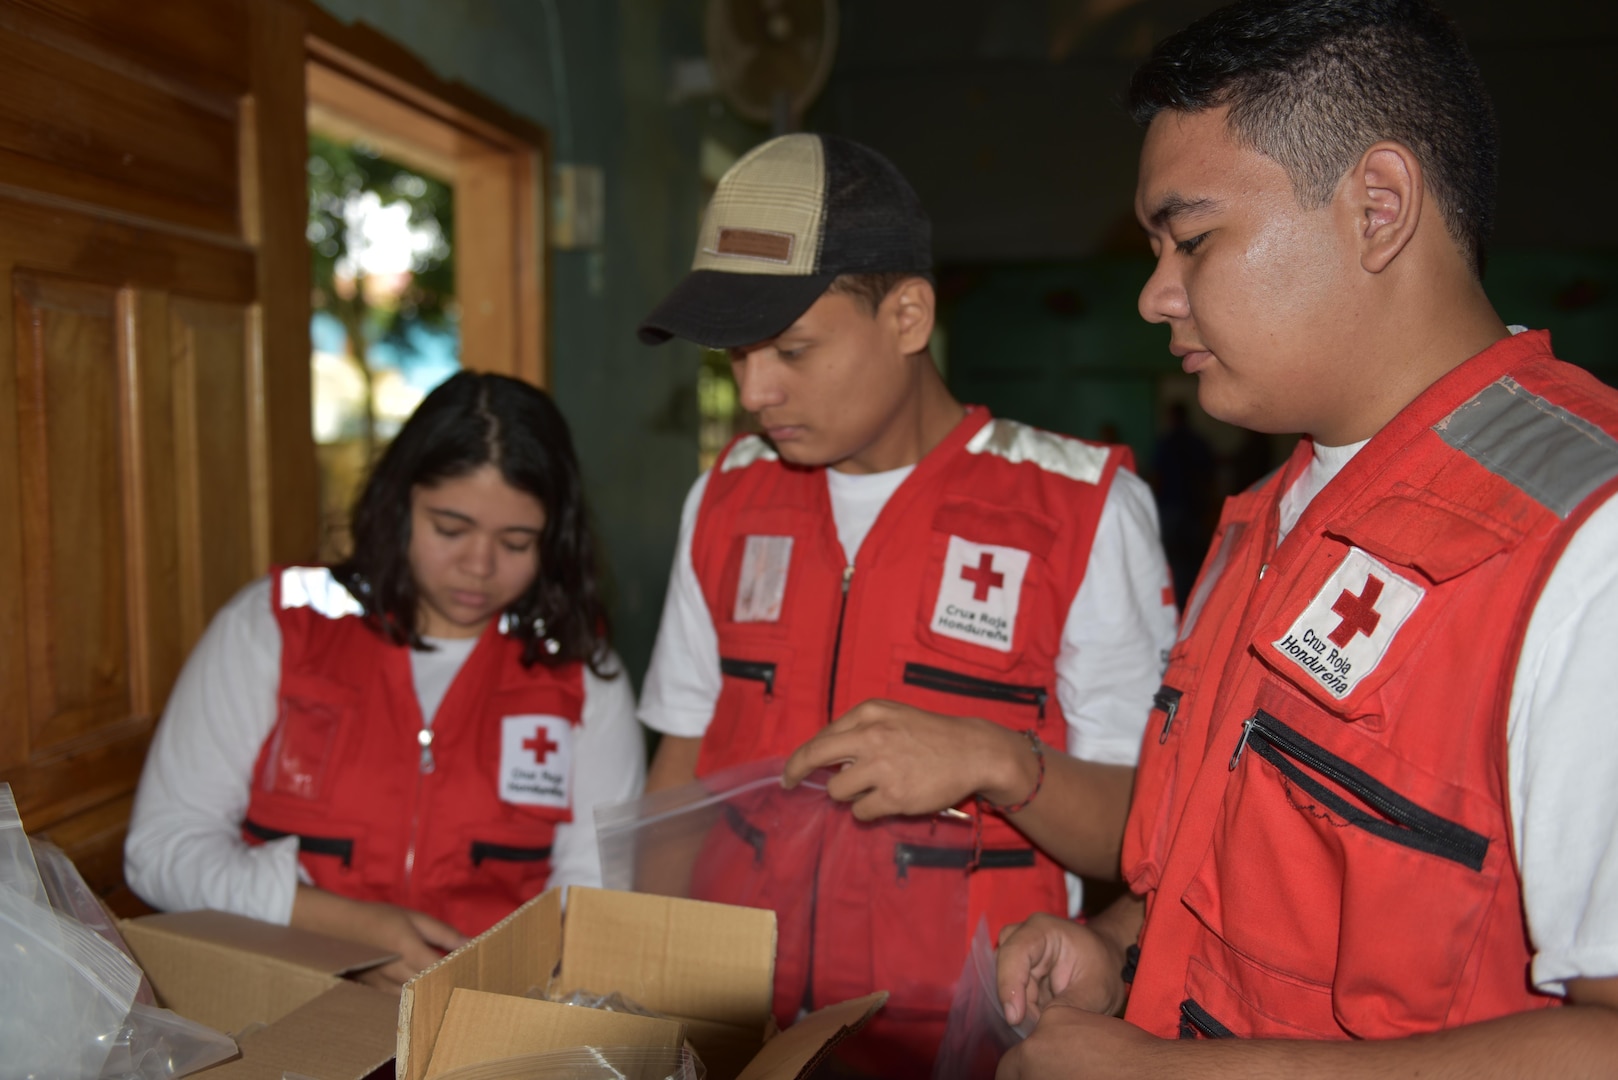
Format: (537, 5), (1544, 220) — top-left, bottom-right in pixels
(1148, 193), (1220, 230)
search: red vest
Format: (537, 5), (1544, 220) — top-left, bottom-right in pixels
(690, 408), (1128, 1072)
(1123, 332), (1618, 1040)
(244, 566), (584, 937)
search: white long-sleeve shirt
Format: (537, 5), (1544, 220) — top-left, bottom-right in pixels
(125, 577), (645, 924)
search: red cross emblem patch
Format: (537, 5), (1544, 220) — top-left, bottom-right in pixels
(500, 714), (572, 808)
(1271, 548), (1424, 701)
(930, 537), (1032, 653)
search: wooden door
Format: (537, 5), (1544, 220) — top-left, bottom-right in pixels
(0, 0), (316, 912)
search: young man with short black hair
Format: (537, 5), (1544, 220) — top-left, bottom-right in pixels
(637, 133), (1176, 1074)
(996, 1), (1618, 1074)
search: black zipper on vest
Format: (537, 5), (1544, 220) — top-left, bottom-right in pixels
(1179, 998), (1236, 1039)
(1154, 685), (1183, 744)
(800, 564), (854, 1016)
(902, 663), (1048, 720)
(892, 842), (1036, 879)
(719, 657), (776, 698)
(469, 841), (553, 867)
(722, 804), (767, 865)
(1229, 710), (1489, 872)
(824, 565), (855, 722)
(243, 820), (354, 867)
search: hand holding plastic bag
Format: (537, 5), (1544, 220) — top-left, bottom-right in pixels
(932, 919), (1032, 1080)
(595, 756), (832, 898)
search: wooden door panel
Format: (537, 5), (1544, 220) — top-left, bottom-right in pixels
(6, 726), (149, 852)
(13, 273), (134, 753)
(13, 0), (252, 101)
(170, 296), (255, 651)
(0, 189), (265, 887)
(130, 291), (183, 715)
(0, 197), (257, 304)
(0, 33), (238, 236)
(0, 5), (241, 236)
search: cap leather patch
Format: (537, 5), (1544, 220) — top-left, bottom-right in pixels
(715, 227), (795, 264)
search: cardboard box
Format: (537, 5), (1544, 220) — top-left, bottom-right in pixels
(400, 887), (885, 1080)
(119, 909), (400, 1080)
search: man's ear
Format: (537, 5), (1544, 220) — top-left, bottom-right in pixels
(1353, 141), (1423, 274)
(887, 276), (936, 354)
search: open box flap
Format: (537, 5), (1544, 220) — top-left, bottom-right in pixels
(399, 889), (565, 1080)
(123, 909), (396, 976)
(734, 993), (887, 1080)
(424, 989), (685, 1079)
(195, 979), (399, 1080)
(121, 912), (391, 1036)
(558, 888), (776, 1033)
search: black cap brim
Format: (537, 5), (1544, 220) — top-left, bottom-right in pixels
(637, 269), (837, 349)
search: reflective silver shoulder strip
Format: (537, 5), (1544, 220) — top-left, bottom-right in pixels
(1434, 376), (1618, 519)
(720, 434), (780, 472)
(278, 566), (365, 619)
(964, 418), (1110, 485)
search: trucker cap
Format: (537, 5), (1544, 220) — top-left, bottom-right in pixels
(637, 133), (932, 348)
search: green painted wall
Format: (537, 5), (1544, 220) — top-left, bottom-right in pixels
(813, 0), (1618, 493)
(942, 250), (1618, 481)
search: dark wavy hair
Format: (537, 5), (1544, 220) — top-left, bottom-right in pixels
(1128, 0), (1498, 278)
(332, 371), (614, 674)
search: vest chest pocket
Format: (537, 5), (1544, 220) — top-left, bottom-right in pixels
(1182, 683), (1503, 1038)
(456, 818), (559, 914)
(897, 660), (1049, 729)
(260, 675), (359, 801)
(914, 498), (1060, 672)
(703, 651), (795, 770)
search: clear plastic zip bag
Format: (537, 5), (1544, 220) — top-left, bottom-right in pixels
(0, 784), (236, 1080)
(30, 839), (157, 1007)
(595, 757), (836, 1029)
(931, 918), (1032, 1080)
(595, 757), (832, 897)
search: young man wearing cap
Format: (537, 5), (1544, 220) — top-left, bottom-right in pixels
(994, 1), (1618, 1075)
(637, 133), (1177, 1073)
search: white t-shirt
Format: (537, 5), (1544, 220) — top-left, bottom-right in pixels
(1283, 440), (1618, 995)
(640, 464), (1178, 770)
(124, 577), (645, 925)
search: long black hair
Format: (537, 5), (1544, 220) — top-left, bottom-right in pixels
(332, 371), (613, 674)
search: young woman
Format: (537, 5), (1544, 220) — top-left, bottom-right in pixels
(126, 372), (644, 988)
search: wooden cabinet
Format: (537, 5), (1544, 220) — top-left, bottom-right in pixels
(0, 0), (317, 913)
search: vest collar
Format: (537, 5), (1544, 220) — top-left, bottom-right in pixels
(1275, 331), (1553, 570)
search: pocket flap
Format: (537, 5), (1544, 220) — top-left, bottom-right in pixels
(279, 672), (360, 707)
(932, 497), (1059, 559)
(1326, 487), (1514, 584)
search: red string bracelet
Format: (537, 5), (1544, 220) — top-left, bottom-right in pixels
(980, 729), (1045, 816)
(967, 730), (1045, 873)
